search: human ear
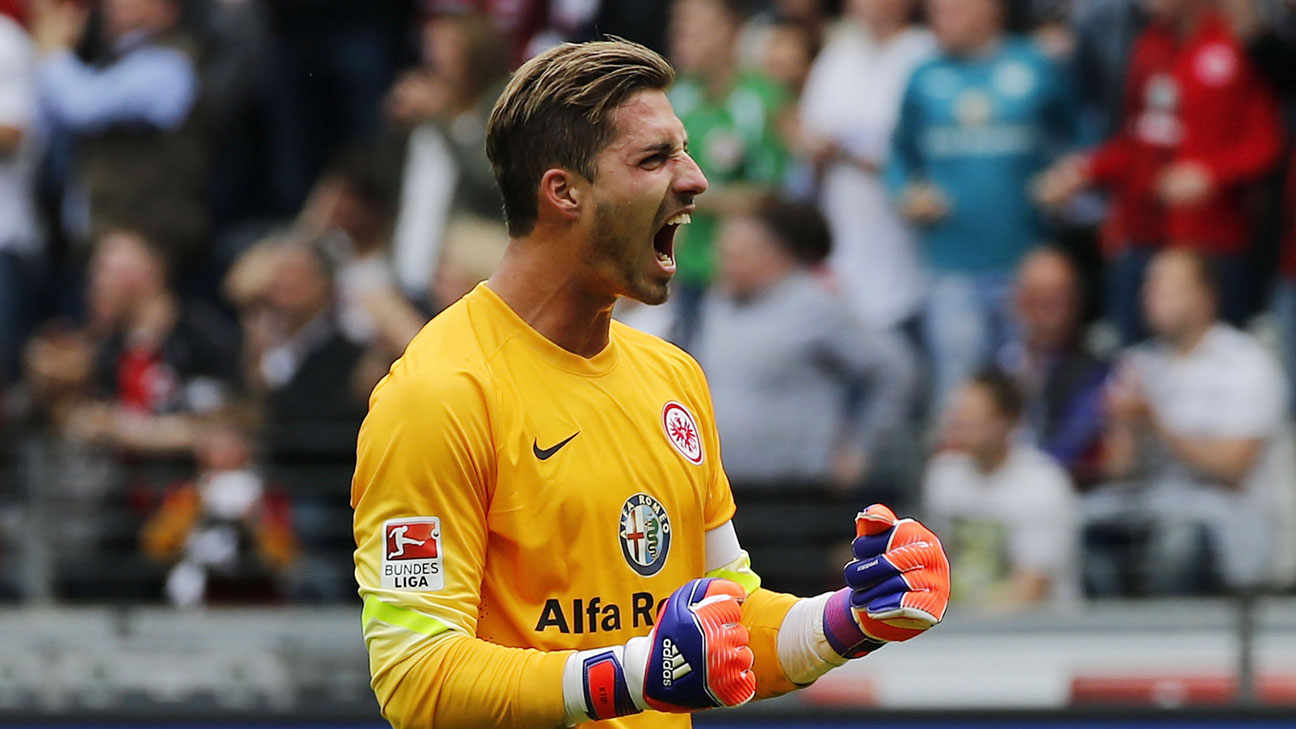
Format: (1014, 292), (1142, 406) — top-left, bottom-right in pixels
(539, 168), (582, 222)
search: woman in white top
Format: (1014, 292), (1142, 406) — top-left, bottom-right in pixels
(796, 0), (934, 331)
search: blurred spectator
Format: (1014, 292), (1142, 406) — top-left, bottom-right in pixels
(296, 152), (400, 347)
(795, 0), (934, 333)
(924, 369), (1078, 608)
(887, 0), (1077, 411)
(31, 0), (208, 266)
(998, 248), (1109, 486)
(667, 0), (790, 348)
(386, 11), (507, 299)
(0, 10), (38, 384)
(1036, 0), (1284, 345)
(738, 0), (829, 73)
(696, 200), (916, 489)
(351, 215), (507, 392)
(56, 230), (236, 455)
(759, 15), (819, 96)
(225, 234), (369, 602)
(141, 406), (296, 607)
(695, 199), (916, 596)
(227, 235), (367, 463)
(16, 229), (237, 600)
(1086, 249), (1293, 595)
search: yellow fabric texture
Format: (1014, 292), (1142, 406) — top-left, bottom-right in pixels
(740, 588), (802, 699)
(353, 284), (759, 729)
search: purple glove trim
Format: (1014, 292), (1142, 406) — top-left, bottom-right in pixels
(822, 588), (885, 659)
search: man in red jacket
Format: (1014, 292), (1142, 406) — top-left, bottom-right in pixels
(1036, 0), (1283, 344)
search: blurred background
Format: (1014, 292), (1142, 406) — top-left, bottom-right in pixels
(0, 0), (1295, 726)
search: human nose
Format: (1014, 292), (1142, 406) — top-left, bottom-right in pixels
(674, 151), (709, 198)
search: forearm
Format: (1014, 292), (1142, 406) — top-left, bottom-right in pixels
(1101, 422), (1140, 480)
(742, 587), (803, 699)
(371, 630), (570, 729)
(703, 544), (826, 698)
(0, 126), (23, 154)
(1154, 423), (1260, 489)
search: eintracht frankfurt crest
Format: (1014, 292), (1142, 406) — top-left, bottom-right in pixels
(662, 401), (704, 465)
(619, 493), (671, 577)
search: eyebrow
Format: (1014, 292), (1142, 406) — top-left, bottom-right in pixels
(637, 142), (676, 156)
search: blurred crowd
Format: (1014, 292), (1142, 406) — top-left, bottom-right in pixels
(1, 0), (1295, 610)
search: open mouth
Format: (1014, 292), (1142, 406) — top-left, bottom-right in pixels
(653, 212), (691, 270)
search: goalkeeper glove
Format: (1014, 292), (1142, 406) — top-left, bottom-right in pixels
(561, 577), (756, 724)
(822, 503), (950, 658)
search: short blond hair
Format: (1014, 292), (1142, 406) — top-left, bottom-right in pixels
(485, 39), (675, 237)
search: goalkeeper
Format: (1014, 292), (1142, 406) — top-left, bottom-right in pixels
(351, 39), (950, 729)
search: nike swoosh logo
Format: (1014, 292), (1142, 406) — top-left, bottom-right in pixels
(533, 431), (579, 460)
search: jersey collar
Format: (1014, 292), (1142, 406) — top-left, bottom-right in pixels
(474, 283), (621, 377)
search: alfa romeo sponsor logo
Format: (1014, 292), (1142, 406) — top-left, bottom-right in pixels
(662, 401), (703, 465)
(619, 493), (671, 577)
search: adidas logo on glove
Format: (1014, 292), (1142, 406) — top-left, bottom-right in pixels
(660, 638), (692, 685)
(564, 577), (757, 722)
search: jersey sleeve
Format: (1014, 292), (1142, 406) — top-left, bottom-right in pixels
(352, 362), (568, 729)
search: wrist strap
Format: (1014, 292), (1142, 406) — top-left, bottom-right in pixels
(561, 642), (647, 726)
(822, 588), (886, 659)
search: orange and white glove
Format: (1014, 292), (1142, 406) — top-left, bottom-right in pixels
(822, 504), (950, 658)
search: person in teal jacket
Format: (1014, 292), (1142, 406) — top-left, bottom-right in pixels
(886, 0), (1077, 413)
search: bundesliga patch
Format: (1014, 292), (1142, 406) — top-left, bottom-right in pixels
(619, 493), (671, 577)
(661, 401), (703, 465)
(381, 517), (444, 591)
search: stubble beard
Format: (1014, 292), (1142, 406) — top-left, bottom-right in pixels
(591, 200), (671, 306)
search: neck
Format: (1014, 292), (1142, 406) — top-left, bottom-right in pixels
(1168, 320), (1211, 357)
(953, 34), (1000, 59)
(865, 16), (905, 42)
(973, 442), (1011, 475)
(486, 232), (617, 358)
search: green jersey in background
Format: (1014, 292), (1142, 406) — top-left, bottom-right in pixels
(669, 72), (789, 286)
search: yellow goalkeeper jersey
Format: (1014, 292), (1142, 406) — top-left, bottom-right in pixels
(352, 283), (748, 728)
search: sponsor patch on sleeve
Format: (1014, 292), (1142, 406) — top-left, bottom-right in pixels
(381, 517), (444, 591)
